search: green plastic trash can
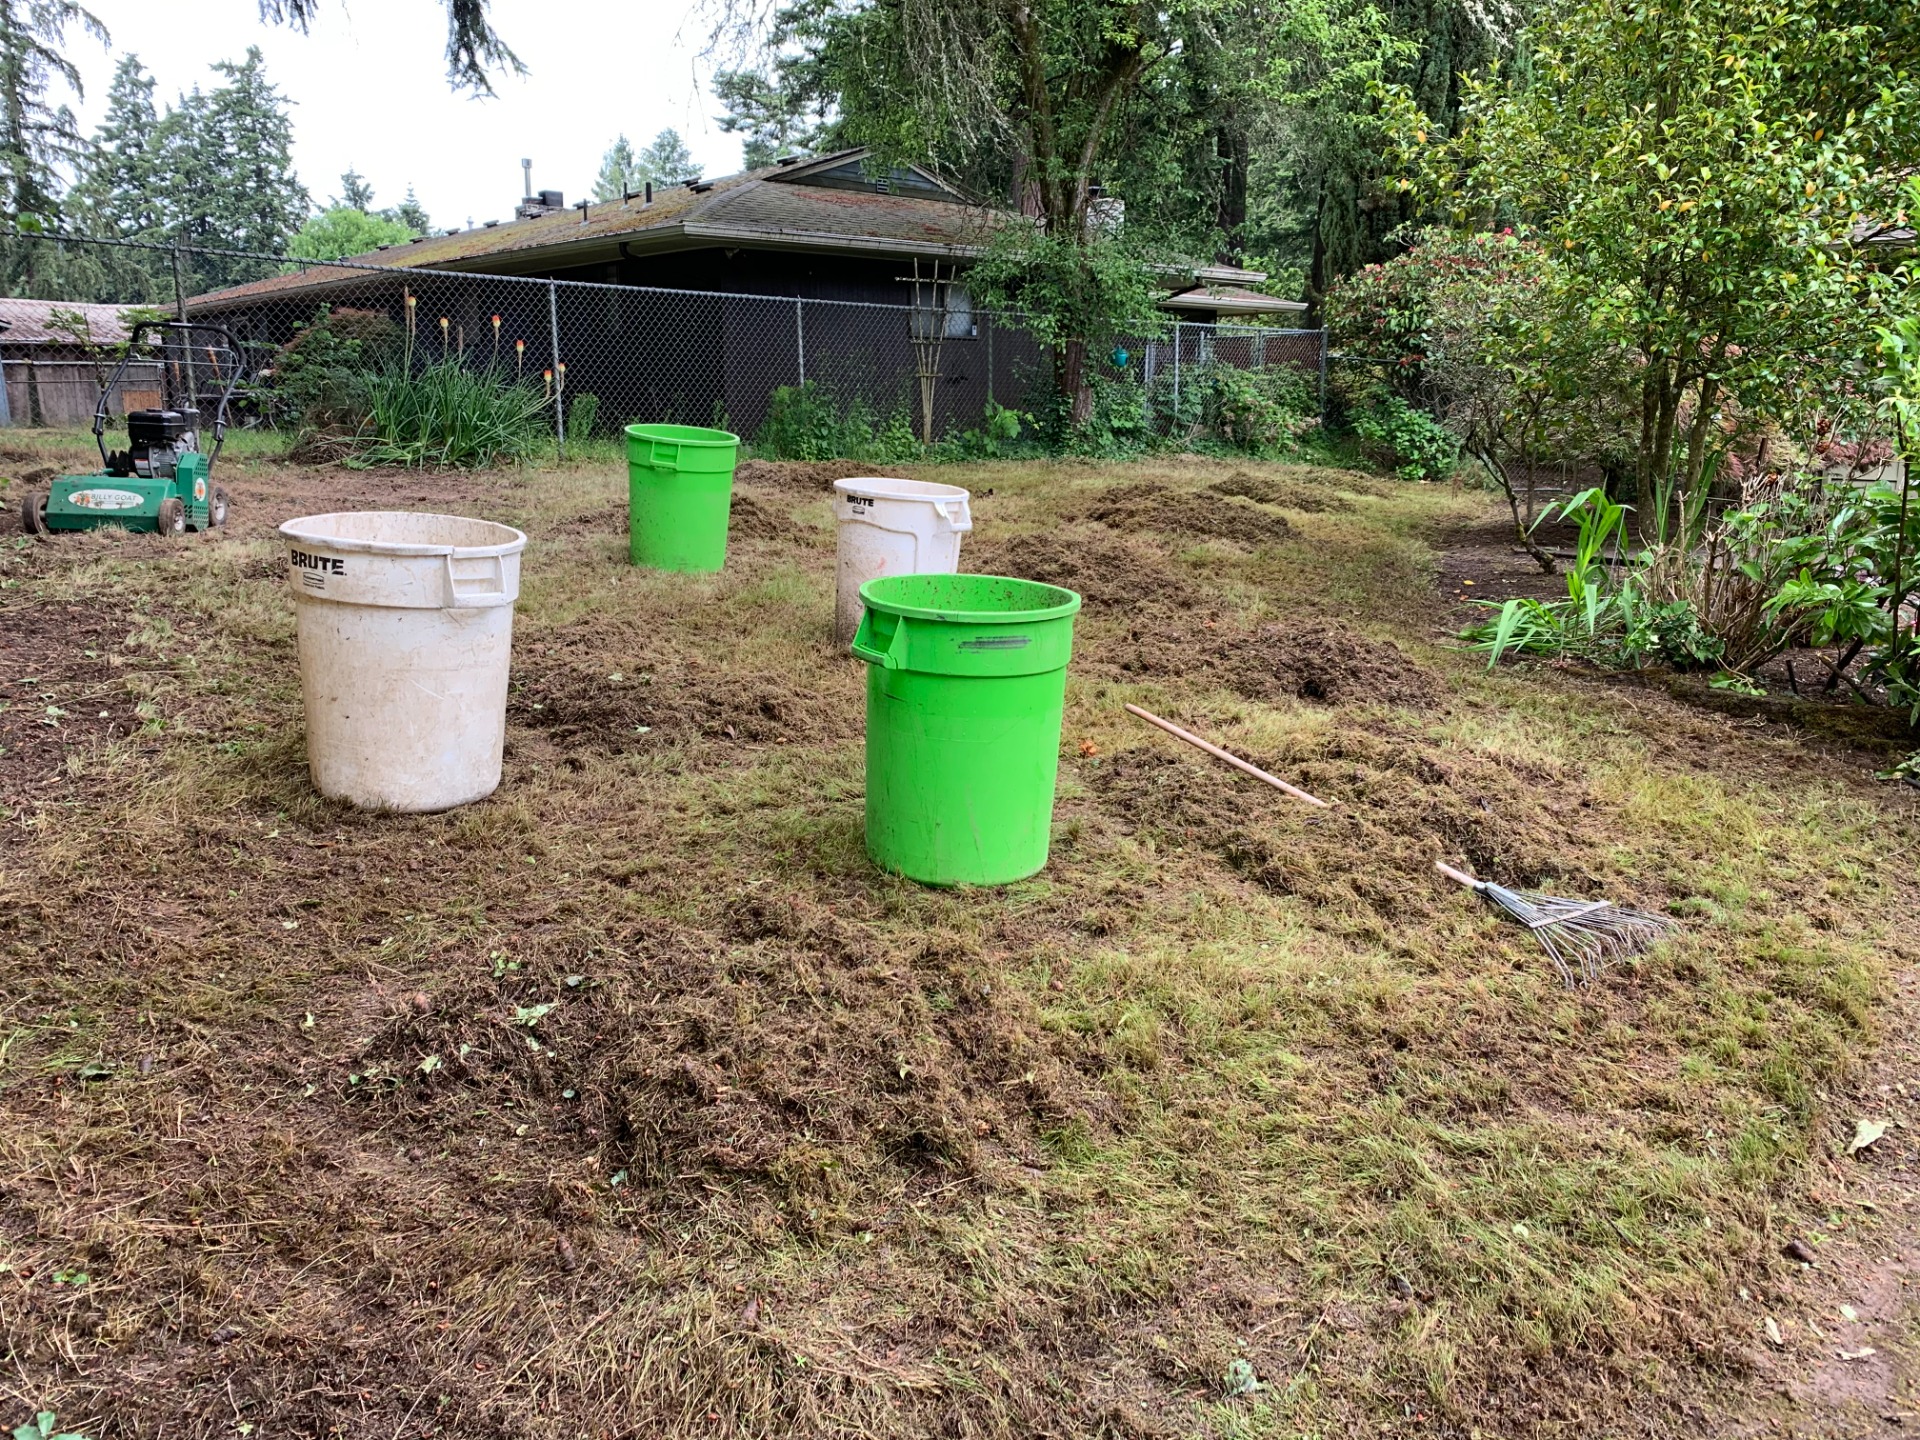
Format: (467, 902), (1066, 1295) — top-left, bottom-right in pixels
(851, 573), (1083, 886)
(626, 423), (741, 572)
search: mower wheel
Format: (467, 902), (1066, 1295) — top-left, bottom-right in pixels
(20, 490), (48, 535)
(210, 485), (232, 528)
(155, 497), (186, 537)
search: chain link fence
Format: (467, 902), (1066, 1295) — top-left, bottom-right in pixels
(3, 233), (1325, 454)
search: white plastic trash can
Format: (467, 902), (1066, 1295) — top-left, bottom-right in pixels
(279, 511), (528, 813)
(831, 476), (973, 644)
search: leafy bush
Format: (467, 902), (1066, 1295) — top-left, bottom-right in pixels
(346, 358), (550, 469)
(1469, 488), (1724, 671)
(565, 391), (601, 442)
(265, 306), (399, 429)
(756, 381), (918, 462)
(1353, 396), (1458, 482)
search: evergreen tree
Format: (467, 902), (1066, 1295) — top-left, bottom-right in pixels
(389, 183), (431, 235)
(0, 0), (109, 294)
(637, 128), (699, 186)
(335, 166), (374, 210)
(159, 48), (308, 290)
(258, 0), (523, 94)
(0, 0), (107, 225)
(70, 53), (160, 234)
(712, 0), (840, 167)
(64, 50), (171, 301)
(592, 133), (639, 199)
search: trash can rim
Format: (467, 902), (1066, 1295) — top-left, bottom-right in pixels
(623, 422), (741, 447)
(278, 511), (528, 560)
(858, 572), (1082, 624)
(832, 476), (972, 503)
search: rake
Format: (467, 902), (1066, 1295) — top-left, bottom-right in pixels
(1434, 861), (1677, 985)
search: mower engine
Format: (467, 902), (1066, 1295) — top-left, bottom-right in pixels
(109, 408), (202, 480)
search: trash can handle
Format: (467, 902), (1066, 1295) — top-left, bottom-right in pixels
(443, 552), (510, 608)
(849, 612), (908, 669)
(651, 441), (679, 467)
(935, 497), (974, 532)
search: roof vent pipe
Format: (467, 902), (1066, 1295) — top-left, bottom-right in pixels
(644, 181), (653, 206)
(521, 157), (532, 200)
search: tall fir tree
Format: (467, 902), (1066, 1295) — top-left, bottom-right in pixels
(636, 128), (698, 186)
(592, 134), (639, 200)
(64, 50), (172, 301)
(0, 0), (110, 294)
(389, 183), (430, 235)
(335, 167), (374, 211)
(159, 48), (308, 290)
(70, 53), (160, 234)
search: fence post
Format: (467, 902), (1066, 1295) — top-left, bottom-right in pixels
(172, 242), (187, 324)
(984, 313), (993, 409)
(548, 280), (565, 458)
(794, 297), (806, 386)
(1172, 321), (1182, 424)
(1317, 327), (1329, 425)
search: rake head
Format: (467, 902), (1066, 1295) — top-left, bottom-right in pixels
(1436, 862), (1677, 986)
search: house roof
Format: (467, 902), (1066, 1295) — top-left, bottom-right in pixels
(0, 298), (136, 345)
(1161, 285), (1306, 317)
(188, 147), (1266, 307)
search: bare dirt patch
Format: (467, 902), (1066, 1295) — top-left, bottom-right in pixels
(1091, 481), (1293, 547)
(966, 526), (1200, 609)
(0, 604), (162, 815)
(220, 463), (504, 542)
(727, 489), (801, 542)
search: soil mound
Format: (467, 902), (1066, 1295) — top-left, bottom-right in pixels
(727, 490), (797, 542)
(1096, 616), (1438, 708)
(734, 458), (879, 491)
(1088, 725), (1597, 941)
(1090, 482), (1292, 546)
(509, 620), (858, 750)
(354, 901), (1109, 1233)
(965, 526), (1198, 610)
(1209, 470), (1354, 514)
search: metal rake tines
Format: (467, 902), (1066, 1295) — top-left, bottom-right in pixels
(1435, 862), (1678, 987)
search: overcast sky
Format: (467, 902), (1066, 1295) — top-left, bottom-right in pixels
(65, 0), (749, 230)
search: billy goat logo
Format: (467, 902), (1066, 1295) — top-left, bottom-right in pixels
(66, 488), (144, 511)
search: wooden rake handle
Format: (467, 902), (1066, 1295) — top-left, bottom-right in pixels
(1123, 703), (1329, 808)
(1434, 860), (1484, 890)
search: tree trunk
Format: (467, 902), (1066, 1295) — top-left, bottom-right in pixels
(1060, 338), (1093, 427)
(1213, 122), (1249, 264)
(1681, 375), (1721, 519)
(1473, 446), (1557, 573)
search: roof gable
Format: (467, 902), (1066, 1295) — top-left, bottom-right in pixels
(769, 149), (967, 203)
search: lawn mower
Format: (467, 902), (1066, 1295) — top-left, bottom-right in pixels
(20, 320), (239, 537)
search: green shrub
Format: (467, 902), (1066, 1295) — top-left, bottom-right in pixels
(756, 381), (919, 461)
(1353, 396), (1459, 482)
(347, 358), (550, 469)
(266, 305), (399, 429)
(565, 391), (601, 442)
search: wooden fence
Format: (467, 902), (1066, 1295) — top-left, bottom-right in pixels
(2, 360), (165, 428)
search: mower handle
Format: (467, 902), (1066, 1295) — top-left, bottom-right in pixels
(93, 320), (244, 472)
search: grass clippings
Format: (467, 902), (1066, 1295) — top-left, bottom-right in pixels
(0, 434), (1916, 1439)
